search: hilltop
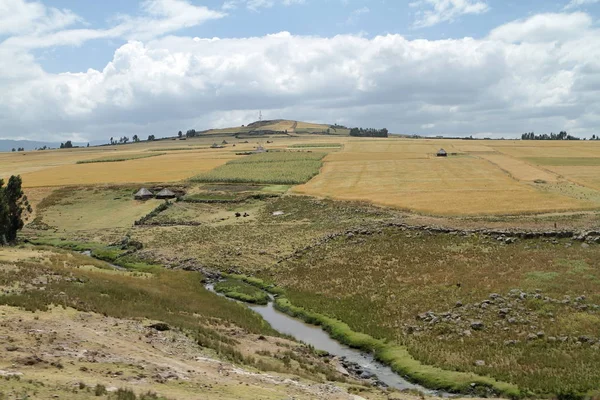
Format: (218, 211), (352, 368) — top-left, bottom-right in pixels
(201, 119), (350, 136)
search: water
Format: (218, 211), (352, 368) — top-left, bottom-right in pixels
(205, 284), (441, 395)
(79, 251), (126, 271)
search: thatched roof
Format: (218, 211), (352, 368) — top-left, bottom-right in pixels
(156, 188), (176, 198)
(437, 148), (447, 155)
(135, 188), (153, 197)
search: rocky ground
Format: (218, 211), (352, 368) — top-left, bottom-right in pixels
(0, 305), (426, 400)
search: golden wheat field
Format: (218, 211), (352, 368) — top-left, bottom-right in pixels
(2, 134), (600, 215)
(293, 138), (600, 215)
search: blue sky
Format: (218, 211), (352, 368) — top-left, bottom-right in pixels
(2, 0), (600, 141)
(35, 0), (594, 73)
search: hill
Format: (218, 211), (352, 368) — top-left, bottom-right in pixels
(201, 119), (350, 136)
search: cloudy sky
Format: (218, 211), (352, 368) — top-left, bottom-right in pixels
(1, 0), (600, 142)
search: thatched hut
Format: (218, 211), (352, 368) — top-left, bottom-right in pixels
(134, 188), (154, 200)
(254, 145), (266, 153)
(156, 188), (176, 200)
(437, 148), (448, 157)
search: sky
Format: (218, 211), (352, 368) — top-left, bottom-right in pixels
(1, 0), (600, 142)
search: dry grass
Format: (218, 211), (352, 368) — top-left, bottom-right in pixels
(19, 152), (233, 187)
(294, 155), (592, 215)
(270, 229), (600, 394)
(477, 153), (560, 183)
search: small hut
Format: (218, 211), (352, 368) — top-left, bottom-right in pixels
(436, 148), (448, 157)
(210, 143), (223, 149)
(254, 144), (266, 153)
(156, 188), (176, 200)
(134, 188), (154, 200)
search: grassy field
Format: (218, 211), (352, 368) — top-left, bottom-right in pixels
(215, 278), (271, 305)
(192, 152), (326, 184)
(268, 229), (600, 395)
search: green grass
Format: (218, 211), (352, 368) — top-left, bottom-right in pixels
(215, 278), (270, 305)
(76, 153), (165, 164)
(525, 157), (600, 166)
(273, 297), (519, 396)
(192, 152), (325, 185)
(268, 228), (600, 395)
(0, 246), (277, 361)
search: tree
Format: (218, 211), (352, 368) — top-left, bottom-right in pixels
(133, 135), (140, 142)
(110, 137), (114, 145)
(0, 175), (25, 244)
(148, 135), (156, 141)
(60, 140), (73, 149)
(17, 147), (24, 152)
(11, 148), (15, 152)
(87, 143), (90, 147)
(178, 131), (183, 138)
(186, 129), (196, 138)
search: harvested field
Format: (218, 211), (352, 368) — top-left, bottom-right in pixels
(477, 153), (559, 182)
(76, 152), (165, 164)
(294, 156), (592, 215)
(19, 152), (234, 187)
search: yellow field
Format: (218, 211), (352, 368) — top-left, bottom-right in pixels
(294, 138), (600, 215)
(2, 134), (600, 216)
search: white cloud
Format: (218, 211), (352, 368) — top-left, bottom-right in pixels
(0, 0), (81, 36)
(222, 0), (305, 12)
(488, 12), (592, 43)
(1, 0), (225, 50)
(410, 0), (489, 28)
(564, 0), (600, 9)
(2, 8), (600, 141)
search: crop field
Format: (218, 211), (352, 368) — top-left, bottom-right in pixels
(192, 152), (326, 185)
(294, 138), (600, 215)
(270, 229), (600, 394)
(76, 152), (165, 164)
(19, 152), (234, 187)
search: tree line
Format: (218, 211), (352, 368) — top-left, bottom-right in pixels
(0, 175), (26, 245)
(349, 127), (389, 138)
(521, 131), (581, 140)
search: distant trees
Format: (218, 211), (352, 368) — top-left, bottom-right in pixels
(349, 127), (389, 138)
(178, 131), (183, 138)
(133, 135), (140, 143)
(186, 129), (197, 138)
(119, 136), (129, 144)
(60, 141), (73, 149)
(148, 135), (156, 141)
(522, 131), (580, 140)
(11, 148), (15, 152)
(0, 175), (26, 244)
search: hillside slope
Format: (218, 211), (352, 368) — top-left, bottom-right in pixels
(202, 119), (350, 136)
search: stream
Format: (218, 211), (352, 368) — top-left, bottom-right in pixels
(76, 249), (442, 396)
(205, 283), (443, 396)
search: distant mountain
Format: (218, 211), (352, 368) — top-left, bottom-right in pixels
(0, 140), (90, 152)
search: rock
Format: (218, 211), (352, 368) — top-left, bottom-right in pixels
(504, 340), (518, 346)
(581, 243), (590, 249)
(498, 308), (510, 318)
(359, 371), (375, 380)
(463, 330), (472, 337)
(537, 331), (545, 338)
(455, 301), (463, 308)
(474, 360), (486, 367)
(527, 333), (539, 341)
(148, 323), (170, 332)
(470, 321), (484, 331)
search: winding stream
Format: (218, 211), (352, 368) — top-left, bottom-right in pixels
(206, 283), (442, 396)
(76, 249), (442, 395)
